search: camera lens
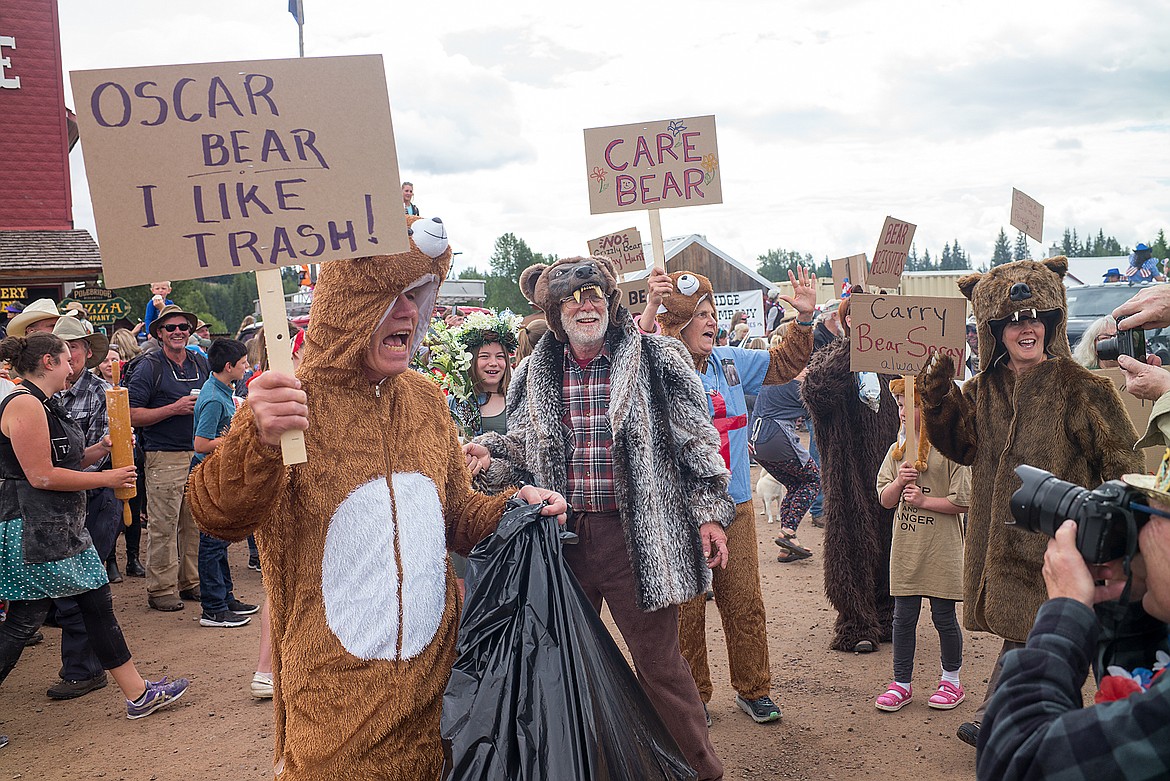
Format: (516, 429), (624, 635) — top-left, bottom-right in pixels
(1010, 465), (1090, 536)
(1095, 335), (1121, 362)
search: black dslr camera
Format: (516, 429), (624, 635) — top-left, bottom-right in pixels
(1010, 465), (1150, 564)
(1095, 315), (1147, 362)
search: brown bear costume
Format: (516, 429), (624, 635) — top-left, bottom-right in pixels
(801, 292), (900, 651)
(920, 256), (1142, 644)
(188, 216), (512, 779)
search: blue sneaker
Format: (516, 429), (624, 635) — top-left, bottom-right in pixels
(126, 676), (189, 720)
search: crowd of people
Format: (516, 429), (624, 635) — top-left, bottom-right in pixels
(2, 232), (1170, 778)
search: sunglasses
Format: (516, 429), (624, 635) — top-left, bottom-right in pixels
(161, 322), (191, 333)
(560, 285), (606, 306)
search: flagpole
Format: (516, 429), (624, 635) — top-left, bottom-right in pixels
(297, 0), (305, 58)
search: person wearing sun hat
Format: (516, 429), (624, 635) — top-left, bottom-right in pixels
(129, 303), (209, 612)
(7, 299), (66, 338)
(645, 263), (816, 726)
(977, 449), (1170, 779)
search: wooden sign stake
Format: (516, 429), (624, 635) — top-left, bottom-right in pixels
(256, 267), (308, 465)
(648, 208), (666, 273)
(903, 374), (918, 469)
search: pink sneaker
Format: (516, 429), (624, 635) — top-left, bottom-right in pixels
(875, 682), (912, 712)
(928, 680), (965, 710)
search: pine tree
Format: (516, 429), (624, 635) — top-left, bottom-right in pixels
(1152, 229), (1169, 261)
(951, 238), (971, 269)
(992, 228), (1012, 267)
(1013, 231), (1032, 261)
(906, 244), (921, 272)
(1061, 228), (1075, 257)
(922, 248), (933, 270)
(941, 243), (953, 270)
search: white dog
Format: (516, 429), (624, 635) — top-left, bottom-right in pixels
(756, 470), (785, 524)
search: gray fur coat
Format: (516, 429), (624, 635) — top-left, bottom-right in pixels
(475, 316), (734, 612)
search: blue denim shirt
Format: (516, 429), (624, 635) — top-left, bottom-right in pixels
(697, 346), (772, 503)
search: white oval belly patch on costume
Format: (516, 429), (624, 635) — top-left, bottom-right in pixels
(322, 472), (448, 661)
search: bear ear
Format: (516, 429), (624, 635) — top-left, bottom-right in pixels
(957, 272), (982, 302)
(591, 254), (619, 283)
(519, 264), (548, 305)
(1041, 255), (1068, 279)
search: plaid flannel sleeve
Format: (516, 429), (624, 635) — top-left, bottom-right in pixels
(978, 598), (1170, 781)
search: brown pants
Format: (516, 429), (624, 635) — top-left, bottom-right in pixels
(679, 500), (772, 703)
(974, 638), (1026, 722)
(144, 450), (199, 599)
(564, 511), (724, 781)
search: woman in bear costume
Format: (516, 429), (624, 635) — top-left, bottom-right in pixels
(188, 216), (564, 779)
(919, 256), (1142, 741)
(801, 289), (900, 652)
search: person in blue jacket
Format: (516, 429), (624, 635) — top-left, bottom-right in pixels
(640, 265), (816, 725)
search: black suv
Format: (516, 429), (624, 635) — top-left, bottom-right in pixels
(1065, 281), (1170, 358)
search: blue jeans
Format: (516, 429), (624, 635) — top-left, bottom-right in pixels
(807, 421), (824, 517)
(198, 532), (235, 614)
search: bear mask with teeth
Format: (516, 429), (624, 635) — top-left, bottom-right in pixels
(519, 255), (624, 343)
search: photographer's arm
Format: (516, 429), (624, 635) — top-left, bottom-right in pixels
(977, 524), (1170, 780)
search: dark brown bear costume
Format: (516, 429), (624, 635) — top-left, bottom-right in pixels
(920, 256), (1142, 643)
(801, 292), (900, 651)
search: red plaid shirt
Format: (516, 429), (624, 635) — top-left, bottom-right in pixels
(562, 344), (618, 512)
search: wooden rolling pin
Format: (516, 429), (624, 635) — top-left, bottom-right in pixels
(106, 360), (136, 527)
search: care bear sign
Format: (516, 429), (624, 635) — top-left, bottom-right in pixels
(583, 115), (722, 215)
(70, 55), (406, 288)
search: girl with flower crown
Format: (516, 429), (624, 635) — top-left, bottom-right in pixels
(447, 311), (520, 438)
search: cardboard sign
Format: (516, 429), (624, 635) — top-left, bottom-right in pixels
(1096, 368), (1163, 473)
(849, 294), (966, 377)
(617, 277), (650, 311)
(588, 227), (646, 276)
(1010, 188), (1044, 244)
(715, 290), (765, 339)
(70, 55), (407, 288)
(583, 115), (721, 215)
(831, 253), (868, 295)
(868, 217), (917, 289)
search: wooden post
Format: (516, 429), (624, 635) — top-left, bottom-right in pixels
(903, 374), (918, 468)
(256, 267), (308, 465)
(648, 208), (666, 273)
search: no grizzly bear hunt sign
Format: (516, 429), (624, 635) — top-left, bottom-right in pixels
(849, 294), (966, 378)
(867, 216), (917, 290)
(583, 115), (722, 215)
(70, 55), (407, 288)
(588, 227), (646, 276)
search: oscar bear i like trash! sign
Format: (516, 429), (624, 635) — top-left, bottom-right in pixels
(70, 55), (407, 288)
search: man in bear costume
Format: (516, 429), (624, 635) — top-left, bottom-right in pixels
(919, 256), (1141, 745)
(651, 267), (815, 724)
(801, 288), (900, 652)
(188, 216), (566, 779)
(465, 255), (732, 780)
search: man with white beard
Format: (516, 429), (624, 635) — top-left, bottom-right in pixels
(464, 256), (734, 780)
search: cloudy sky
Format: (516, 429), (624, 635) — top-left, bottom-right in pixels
(59, 0), (1170, 280)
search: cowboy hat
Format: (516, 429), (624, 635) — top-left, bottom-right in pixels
(52, 314), (110, 369)
(7, 298), (66, 337)
(149, 304), (199, 339)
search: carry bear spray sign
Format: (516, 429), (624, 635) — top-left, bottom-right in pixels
(849, 294), (966, 378)
(583, 115), (721, 215)
(587, 227), (645, 277)
(70, 55), (407, 288)
(867, 217), (917, 290)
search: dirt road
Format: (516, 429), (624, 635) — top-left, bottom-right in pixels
(2, 464), (1001, 780)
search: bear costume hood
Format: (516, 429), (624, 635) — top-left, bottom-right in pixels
(301, 215), (451, 388)
(958, 256), (1071, 370)
(657, 271), (715, 340)
(519, 255), (624, 343)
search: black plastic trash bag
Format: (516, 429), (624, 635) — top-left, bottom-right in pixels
(441, 500), (697, 781)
